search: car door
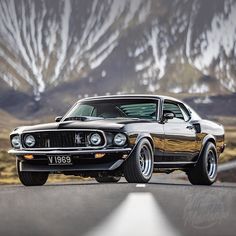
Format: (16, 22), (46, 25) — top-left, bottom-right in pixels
(163, 101), (198, 162)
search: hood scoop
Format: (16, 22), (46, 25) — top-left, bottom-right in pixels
(63, 116), (104, 122)
(57, 116), (105, 129)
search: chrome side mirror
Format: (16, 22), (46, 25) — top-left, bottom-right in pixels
(55, 116), (62, 122)
(163, 112), (175, 120)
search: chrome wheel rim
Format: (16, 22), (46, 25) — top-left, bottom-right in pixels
(207, 150), (217, 179)
(139, 145), (152, 177)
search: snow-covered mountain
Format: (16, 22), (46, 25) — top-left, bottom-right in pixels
(0, 0), (236, 100)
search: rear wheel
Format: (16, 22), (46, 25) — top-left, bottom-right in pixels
(187, 142), (218, 185)
(124, 138), (153, 183)
(17, 160), (49, 186)
(95, 176), (121, 183)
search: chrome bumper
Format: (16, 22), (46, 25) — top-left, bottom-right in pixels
(8, 148), (132, 155)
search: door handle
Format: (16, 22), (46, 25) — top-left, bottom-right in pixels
(186, 125), (194, 130)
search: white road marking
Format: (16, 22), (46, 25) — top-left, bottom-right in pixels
(136, 184), (146, 188)
(84, 192), (180, 236)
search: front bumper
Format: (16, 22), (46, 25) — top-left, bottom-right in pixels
(19, 159), (124, 172)
(8, 147), (132, 155)
(9, 147), (132, 173)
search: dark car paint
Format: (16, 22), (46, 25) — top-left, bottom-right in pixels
(18, 118), (156, 133)
(9, 95), (225, 174)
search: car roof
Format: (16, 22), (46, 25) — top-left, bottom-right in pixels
(79, 94), (183, 103)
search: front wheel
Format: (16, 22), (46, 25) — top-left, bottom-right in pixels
(124, 138), (153, 183)
(17, 160), (49, 186)
(187, 142), (218, 185)
(95, 176), (121, 183)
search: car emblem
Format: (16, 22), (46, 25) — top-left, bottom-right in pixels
(45, 139), (50, 148)
(75, 133), (82, 145)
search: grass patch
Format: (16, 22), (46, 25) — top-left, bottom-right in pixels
(0, 150), (18, 184)
(220, 148), (236, 163)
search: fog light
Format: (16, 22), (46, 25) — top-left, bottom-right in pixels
(95, 153), (105, 159)
(24, 154), (34, 160)
(122, 154), (128, 159)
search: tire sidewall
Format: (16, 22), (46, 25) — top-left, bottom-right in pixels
(134, 138), (154, 181)
(202, 142), (218, 183)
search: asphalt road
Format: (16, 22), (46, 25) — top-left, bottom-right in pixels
(0, 174), (235, 236)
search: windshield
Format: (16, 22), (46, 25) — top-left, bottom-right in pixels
(64, 99), (158, 120)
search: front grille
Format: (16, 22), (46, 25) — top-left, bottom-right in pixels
(22, 130), (105, 149)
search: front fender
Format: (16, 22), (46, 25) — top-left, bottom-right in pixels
(127, 133), (154, 158)
(202, 134), (216, 147)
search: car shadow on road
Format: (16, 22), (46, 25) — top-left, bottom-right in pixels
(148, 181), (236, 189)
(44, 181), (129, 187)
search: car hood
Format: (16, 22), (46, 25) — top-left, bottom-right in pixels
(17, 118), (151, 133)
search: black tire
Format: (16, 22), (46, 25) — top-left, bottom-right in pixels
(95, 176), (121, 183)
(123, 138), (153, 183)
(187, 142), (218, 185)
(17, 160), (49, 186)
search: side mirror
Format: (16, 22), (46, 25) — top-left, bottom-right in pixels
(55, 116), (62, 122)
(163, 112), (175, 120)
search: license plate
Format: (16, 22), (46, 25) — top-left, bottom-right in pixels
(48, 155), (72, 165)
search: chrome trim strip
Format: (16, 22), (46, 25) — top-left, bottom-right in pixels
(8, 148), (132, 155)
(109, 160), (124, 170)
(21, 129), (107, 150)
(154, 161), (196, 165)
(22, 129), (105, 133)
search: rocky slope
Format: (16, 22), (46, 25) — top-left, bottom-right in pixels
(0, 0), (236, 117)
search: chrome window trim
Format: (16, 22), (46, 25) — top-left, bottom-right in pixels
(20, 129), (107, 150)
(63, 97), (161, 121)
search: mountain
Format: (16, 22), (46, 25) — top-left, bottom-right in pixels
(0, 0), (236, 117)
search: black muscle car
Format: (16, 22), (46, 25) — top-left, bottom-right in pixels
(9, 95), (225, 186)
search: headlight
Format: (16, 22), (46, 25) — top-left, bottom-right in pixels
(114, 133), (127, 146)
(11, 135), (21, 148)
(90, 133), (102, 146)
(24, 135), (36, 147)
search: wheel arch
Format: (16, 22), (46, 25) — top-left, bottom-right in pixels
(136, 133), (154, 150)
(127, 133), (154, 159)
(196, 134), (217, 163)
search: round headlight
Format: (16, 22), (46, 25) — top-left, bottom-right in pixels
(90, 133), (102, 146)
(114, 133), (127, 146)
(25, 135), (36, 147)
(11, 135), (21, 148)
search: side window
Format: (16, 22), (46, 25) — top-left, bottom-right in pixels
(163, 102), (184, 120)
